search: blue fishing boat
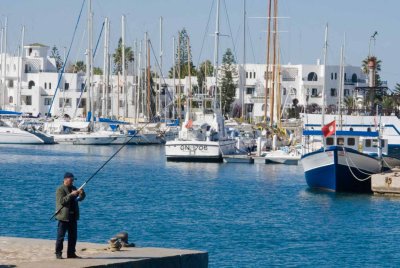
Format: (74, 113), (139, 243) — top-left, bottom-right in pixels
(301, 129), (389, 193)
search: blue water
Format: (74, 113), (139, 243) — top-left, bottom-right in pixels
(1, 144), (400, 267)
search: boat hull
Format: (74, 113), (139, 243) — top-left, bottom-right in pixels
(301, 146), (385, 193)
(165, 139), (236, 162)
(0, 127), (45, 144)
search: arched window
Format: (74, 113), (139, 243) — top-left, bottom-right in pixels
(28, 80), (35, 89)
(352, 73), (358, 83)
(307, 72), (318, 81)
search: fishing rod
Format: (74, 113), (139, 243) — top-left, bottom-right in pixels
(49, 119), (161, 220)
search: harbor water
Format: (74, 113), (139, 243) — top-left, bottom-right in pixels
(1, 144), (400, 267)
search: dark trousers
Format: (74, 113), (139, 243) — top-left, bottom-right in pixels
(55, 220), (77, 255)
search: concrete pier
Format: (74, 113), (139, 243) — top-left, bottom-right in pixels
(371, 168), (400, 195)
(0, 237), (208, 268)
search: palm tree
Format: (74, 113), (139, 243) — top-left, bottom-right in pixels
(113, 37), (134, 74)
(361, 56), (382, 86)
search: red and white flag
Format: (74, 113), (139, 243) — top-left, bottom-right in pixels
(322, 120), (336, 137)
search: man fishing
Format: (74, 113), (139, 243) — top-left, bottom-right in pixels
(54, 172), (86, 259)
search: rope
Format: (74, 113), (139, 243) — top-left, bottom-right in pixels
(342, 147), (374, 176)
(344, 156), (372, 182)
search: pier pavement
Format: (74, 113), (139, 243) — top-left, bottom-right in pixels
(0, 237), (208, 268)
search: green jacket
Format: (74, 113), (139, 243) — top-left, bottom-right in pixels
(55, 184), (86, 221)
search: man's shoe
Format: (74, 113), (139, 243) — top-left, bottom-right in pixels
(55, 254), (63, 259)
(67, 253), (82, 259)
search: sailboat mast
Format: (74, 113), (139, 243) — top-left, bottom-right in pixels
(159, 16), (163, 119)
(136, 40), (142, 124)
(1, 17), (7, 110)
(188, 36), (192, 115)
(147, 36), (151, 121)
(242, 0), (246, 119)
(321, 23), (328, 127)
(17, 26), (24, 112)
(177, 31), (181, 120)
(87, 0), (93, 122)
(122, 15), (127, 118)
(339, 34), (346, 130)
(172, 36), (176, 119)
(265, 0), (272, 125)
(213, 0), (221, 110)
(102, 17), (109, 117)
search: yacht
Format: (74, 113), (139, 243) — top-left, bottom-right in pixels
(165, 104), (236, 162)
(0, 110), (54, 144)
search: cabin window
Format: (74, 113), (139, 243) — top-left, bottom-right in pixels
(365, 139), (372, 147)
(326, 137), (334, 145)
(337, 137), (345, 145)
(348, 138), (355, 146)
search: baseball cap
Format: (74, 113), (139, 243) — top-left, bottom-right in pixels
(64, 172), (76, 180)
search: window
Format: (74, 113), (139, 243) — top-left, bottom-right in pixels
(253, 72), (256, 78)
(49, 83), (52, 89)
(291, 88), (297, 96)
(337, 137), (345, 145)
(330, 88), (337, 97)
(246, 72), (249, 79)
(283, 88), (287, 95)
(326, 137), (334, 145)
(365, 139), (371, 147)
(7, 80), (14, 88)
(44, 82), (47, 89)
(262, 104), (265, 111)
(119, 100), (124, 107)
(59, 98), (72, 108)
(64, 83), (69, 90)
(77, 98), (86, 108)
(25, 96), (32, 105)
(352, 73), (358, 83)
(344, 89), (350, 96)
(25, 64), (28, 73)
(331, 73), (334, 80)
(9, 96), (13, 104)
(249, 72), (252, 79)
(307, 72), (318, 81)
(246, 87), (255, 95)
(44, 98), (52, 105)
(348, 138), (355, 146)
(311, 88), (318, 97)
(28, 80), (35, 89)
(335, 73), (337, 80)
(81, 83), (86, 91)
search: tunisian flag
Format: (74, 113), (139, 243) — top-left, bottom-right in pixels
(322, 120), (336, 137)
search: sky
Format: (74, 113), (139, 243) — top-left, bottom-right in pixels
(1, 0), (399, 88)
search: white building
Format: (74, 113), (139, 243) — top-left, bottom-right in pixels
(0, 44), (371, 123)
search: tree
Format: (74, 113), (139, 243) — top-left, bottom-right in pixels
(113, 37), (134, 74)
(361, 56), (382, 86)
(219, 48), (238, 116)
(50, 45), (63, 71)
(344, 96), (355, 114)
(168, 28), (197, 79)
(93, 67), (103, 75)
(67, 61), (86, 73)
(197, 60), (214, 94)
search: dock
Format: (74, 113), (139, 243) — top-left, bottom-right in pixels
(0, 237), (208, 268)
(371, 168), (400, 195)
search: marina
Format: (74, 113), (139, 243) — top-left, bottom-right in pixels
(2, 0), (400, 267)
